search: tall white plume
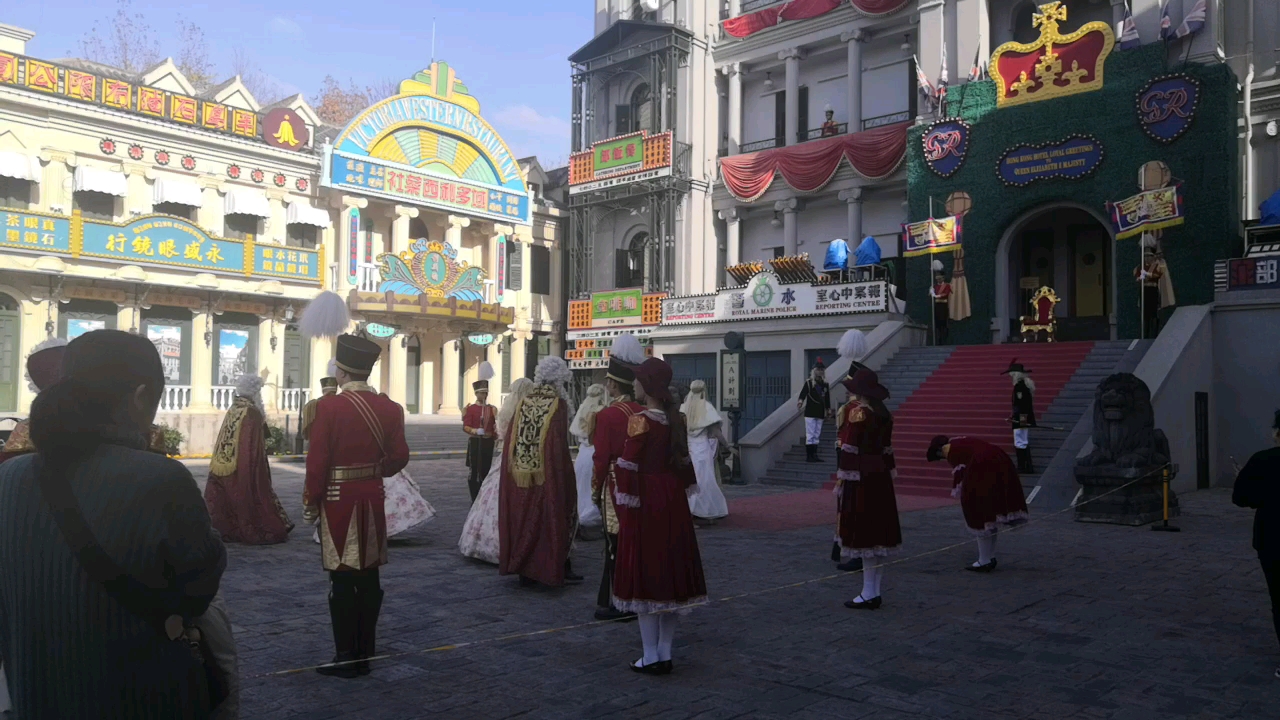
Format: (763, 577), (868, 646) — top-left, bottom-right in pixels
(478, 361), (495, 382)
(610, 333), (645, 364)
(326, 359), (338, 377)
(838, 329), (868, 360)
(932, 259), (944, 272)
(298, 291), (350, 339)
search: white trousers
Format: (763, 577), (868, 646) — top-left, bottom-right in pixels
(805, 417), (824, 445)
(1013, 428), (1029, 449)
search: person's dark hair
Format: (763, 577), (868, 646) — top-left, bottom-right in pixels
(344, 371), (370, 382)
(926, 435), (950, 462)
(29, 330), (165, 462)
(664, 397), (691, 468)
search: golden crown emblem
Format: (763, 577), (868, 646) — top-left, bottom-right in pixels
(989, 2), (1115, 109)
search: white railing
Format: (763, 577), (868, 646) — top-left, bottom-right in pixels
(160, 385), (192, 412)
(358, 262), (381, 293)
(279, 388), (311, 413)
(212, 386), (236, 411)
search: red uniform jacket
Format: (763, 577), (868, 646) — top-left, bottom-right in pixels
(462, 403), (497, 437)
(304, 386), (410, 509)
(591, 399), (644, 495)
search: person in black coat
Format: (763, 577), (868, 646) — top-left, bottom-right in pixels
(1003, 360), (1037, 474)
(1233, 409), (1280, 680)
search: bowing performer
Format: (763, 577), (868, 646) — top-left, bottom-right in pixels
(927, 435), (1029, 571)
(463, 362), (498, 503)
(590, 333), (646, 621)
(1004, 360), (1036, 474)
(835, 367), (901, 610)
(611, 357), (707, 675)
(298, 291), (410, 679)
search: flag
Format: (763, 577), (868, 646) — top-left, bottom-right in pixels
(968, 44), (984, 81)
(1159, 0), (1174, 40)
(935, 43), (949, 108)
(1175, 0), (1206, 38)
(914, 55), (935, 108)
(1118, 6), (1140, 49)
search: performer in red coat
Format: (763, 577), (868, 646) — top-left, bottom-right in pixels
(303, 333), (410, 678)
(463, 362), (497, 502)
(590, 333), (645, 621)
(835, 367), (901, 610)
(612, 357), (707, 675)
(927, 435), (1029, 572)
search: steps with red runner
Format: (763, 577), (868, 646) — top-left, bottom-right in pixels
(890, 343), (1095, 497)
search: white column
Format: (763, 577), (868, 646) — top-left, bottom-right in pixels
(719, 207), (741, 267)
(918, 0), (946, 122)
(446, 214), (471, 250)
(491, 223), (514, 303)
(309, 336), (334, 396)
(392, 205), (418, 256)
(776, 199), (799, 255)
(37, 153), (71, 213)
(123, 164), (150, 217)
(419, 335), (438, 414)
(729, 0), (740, 15)
(387, 335), (408, 406)
(842, 30), (865, 133)
(197, 182), (222, 235)
(441, 337), (461, 415)
(265, 191), (287, 245)
(840, 188), (864, 242)
(1110, 0), (1126, 29)
(780, 48), (804, 145)
(190, 308), (215, 411)
(727, 63), (743, 154)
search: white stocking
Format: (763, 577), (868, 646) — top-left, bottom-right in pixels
(657, 613), (678, 662)
(860, 557), (878, 600)
(637, 614), (660, 666)
(976, 535), (995, 565)
(871, 557), (884, 597)
(990, 531), (999, 559)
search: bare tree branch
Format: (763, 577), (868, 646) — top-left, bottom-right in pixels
(175, 20), (216, 94)
(231, 48), (281, 105)
(77, 0), (160, 74)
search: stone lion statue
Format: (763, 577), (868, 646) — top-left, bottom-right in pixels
(1077, 373), (1170, 469)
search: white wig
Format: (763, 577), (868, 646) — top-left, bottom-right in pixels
(234, 373), (265, 411)
(326, 358), (338, 377)
(680, 379), (722, 432)
(1009, 371), (1035, 392)
(838, 329), (868, 360)
(534, 355), (574, 410)
(570, 383), (609, 442)
(497, 377), (535, 440)
(25, 336), (68, 394)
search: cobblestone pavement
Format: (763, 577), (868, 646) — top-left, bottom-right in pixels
(193, 458), (1280, 720)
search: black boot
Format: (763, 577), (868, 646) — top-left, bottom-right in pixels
(354, 585), (384, 676)
(564, 558), (584, 584)
(807, 444), (820, 463)
(317, 584), (360, 679)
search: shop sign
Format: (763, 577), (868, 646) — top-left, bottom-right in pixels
(0, 52), (291, 146)
(567, 291), (665, 330)
(1, 209), (71, 253)
(997, 135), (1103, 187)
(346, 207), (360, 286)
(989, 2), (1114, 109)
(1226, 257), (1280, 292)
(467, 333), (495, 346)
(661, 272), (888, 326)
(1136, 74), (1200, 145)
(720, 350), (742, 411)
(327, 152), (530, 225)
(1106, 186), (1185, 240)
(902, 216), (962, 257)
(568, 132), (674, 195)
(495, 234), (506, 303)
(565, 335), (654, 370)
(364, 323), (397, 338)
(921, 119), (970, 178)
(263, 108), (311, 150)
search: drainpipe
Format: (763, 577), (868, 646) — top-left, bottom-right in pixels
(1243, 0), (1255, 252)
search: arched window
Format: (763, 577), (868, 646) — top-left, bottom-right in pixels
(631, 84), (653, 135)
(1012, 1), (1039, 44)
(627, 232), (661, 291)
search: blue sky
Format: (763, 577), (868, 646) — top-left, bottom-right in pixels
(5, 0), (592, 166)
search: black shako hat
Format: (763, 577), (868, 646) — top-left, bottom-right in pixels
(335, 334), (382, 375)
(607, 356), (635, 386)
(1001, 359), (1031, 375)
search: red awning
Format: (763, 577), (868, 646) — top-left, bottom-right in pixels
(720, 0), (910, 40)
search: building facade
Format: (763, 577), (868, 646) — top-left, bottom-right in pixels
(0, 23), (328, 451)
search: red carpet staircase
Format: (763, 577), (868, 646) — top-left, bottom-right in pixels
(890, 343), (1095, 498)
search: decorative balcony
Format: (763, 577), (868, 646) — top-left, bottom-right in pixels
(721, 0), (911, 41)
(798, 123), (848, 143)
(718, 121), (909, 202)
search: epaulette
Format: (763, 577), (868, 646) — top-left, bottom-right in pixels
(627, 414), (649, 437)
(847, 404), (868, 424)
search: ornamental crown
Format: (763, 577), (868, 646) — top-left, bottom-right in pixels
(989, 1), (1115, 109)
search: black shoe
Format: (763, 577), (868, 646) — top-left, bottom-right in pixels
(316, 652), (361, 679)
(595, 606), (636, 622)
(965, 560), (997, 573)
(844, 595), (882, 610)
(830, 541), (842, 563)
(564, 560), (584, 584)
(836, 558), (863, 572)
(519, 575), (537, 587)
(630, 659), (671, 676)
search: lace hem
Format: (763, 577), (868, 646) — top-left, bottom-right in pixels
(841, 444), (859, 454)
(951, 481), (963, 499)
(614, 491), (641, 508)
(612, 595), (708, 616)
(836, 469), (861, 481)
(616, 458), (639, 471)
(686, 485), (699, 499)
(967, 511), (1030, 536)
(889, 468), (897, 480)
(840, 544), (901, 559)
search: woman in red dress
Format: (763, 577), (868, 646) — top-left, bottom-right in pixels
(612, 357), (708, 675)
(927, 435), (1029, 571)
(835, 368), (902, 610)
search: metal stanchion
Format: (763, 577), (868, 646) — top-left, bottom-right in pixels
(1151, 465), (1180, 532)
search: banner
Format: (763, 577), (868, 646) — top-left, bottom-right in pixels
(1107, 186), (1184, 240)
(661, 272), (888, 326)
(901, 216), (962, 257)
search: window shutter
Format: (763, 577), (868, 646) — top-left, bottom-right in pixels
(798, 86), (809, 142)
(531, 245), (551, 295)
(615, 104), (632, 135)
(774, 91), (786, 146)
(615, 249), (632, 287)
(507, 241), (523, 291)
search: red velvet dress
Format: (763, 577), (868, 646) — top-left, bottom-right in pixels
(836, 401), (902, 558)
(612, 409), (708, 614)
(945, 437), (1029, 535)
(204, 398), (294, 545)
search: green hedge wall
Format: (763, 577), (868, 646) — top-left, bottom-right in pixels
(905, 43), (1239, 344)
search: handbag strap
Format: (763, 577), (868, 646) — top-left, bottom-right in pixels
(36, 458), (183, 639)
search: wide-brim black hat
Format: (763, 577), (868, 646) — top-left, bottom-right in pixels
(1001, 359), (1031, 375)
(841, 368), (889, 402)
(335, 334), (382, 375)
(606, 357), (635, 385)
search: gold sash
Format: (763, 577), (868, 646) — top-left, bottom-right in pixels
(509, 386), (559, 488)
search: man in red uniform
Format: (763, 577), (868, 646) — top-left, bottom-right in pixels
(303, 334), (410, 679)
(590, 333), (645, 621)
(462, 362), (497, 502)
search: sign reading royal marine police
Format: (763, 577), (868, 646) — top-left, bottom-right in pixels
(661, 272), (888, 326)
(322, 62), (531, 225)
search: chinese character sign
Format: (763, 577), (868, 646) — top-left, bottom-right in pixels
(589, 289), (645, 327)
(326, 152), (531, 225)
(661, 273), (889, 325)
(83, 217), (245, 273)
(258, 246), (320, 282)
(1, 211), (71, 252)
(591, 132), (646, 178)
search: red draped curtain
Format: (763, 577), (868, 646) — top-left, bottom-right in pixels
(718, 123), (909, 202)
(721, 0), (910, 40)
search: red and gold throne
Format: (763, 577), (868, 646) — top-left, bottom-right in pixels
(1020, 286), (1061, 343)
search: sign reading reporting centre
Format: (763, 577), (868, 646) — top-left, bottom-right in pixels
(322, 61), (531, 225)
(661, 272), (889, 325)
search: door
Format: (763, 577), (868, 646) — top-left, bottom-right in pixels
(406, 342), (421, 414)
(0, 304), (18, 412)
(797, 86), (809, 142)
(1072, 225), (1107, 317)
(741, 351), (790, 438)
(282, 329), (309, 390)
(667, 353), (717, 406)
(774, 91), (786, 147)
